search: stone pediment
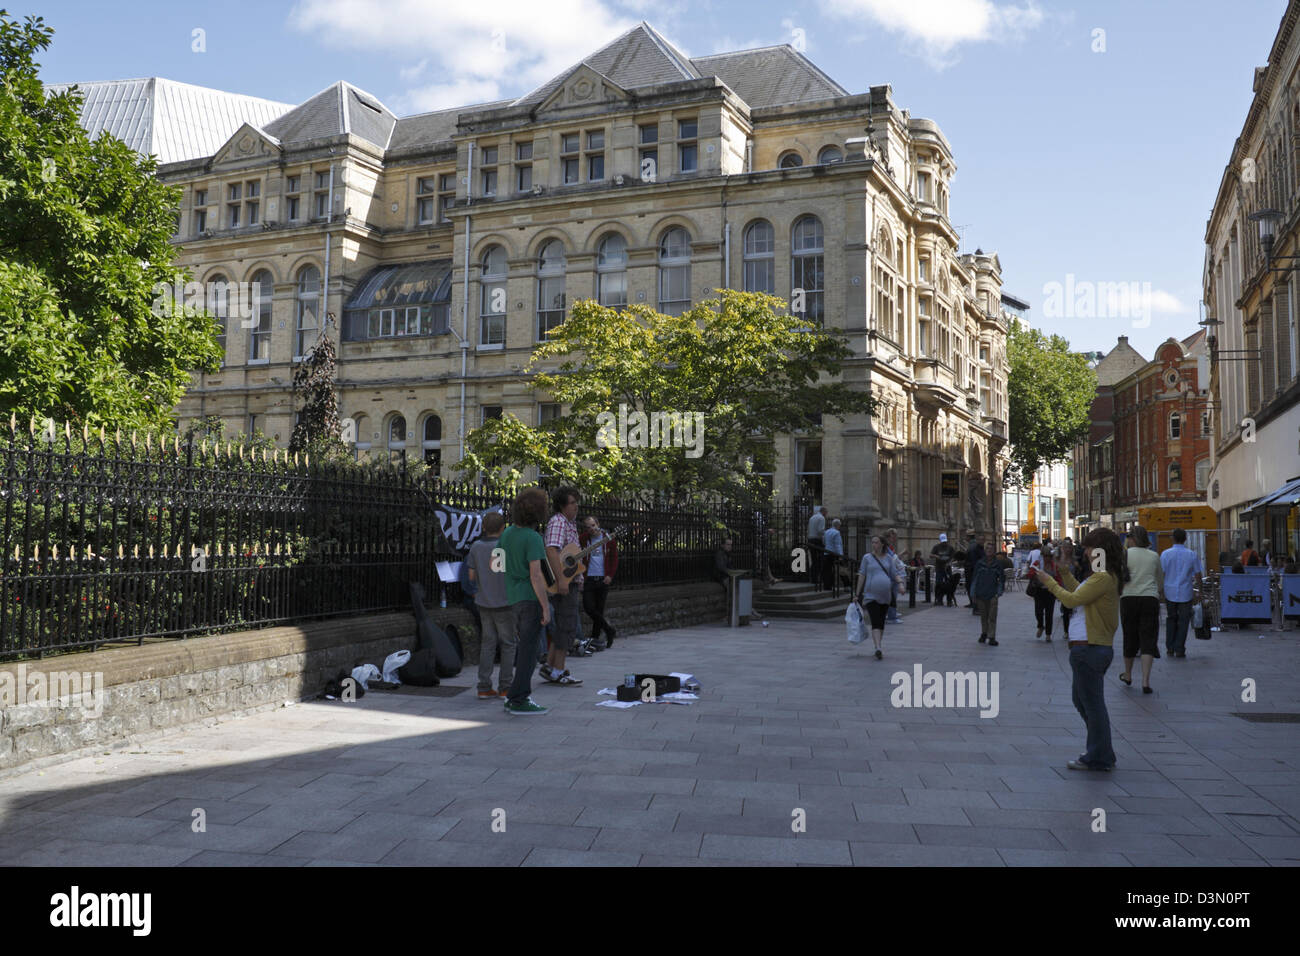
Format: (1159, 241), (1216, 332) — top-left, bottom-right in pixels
(212, 123), (282, 167)
(536, 64), (630, 112)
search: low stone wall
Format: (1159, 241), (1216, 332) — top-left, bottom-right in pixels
(0, 582), (725, 775)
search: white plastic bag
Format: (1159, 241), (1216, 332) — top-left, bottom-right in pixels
(351, 663), (382, 691)
(1191, 602), (1204, 629)
(846, 602), (865, 644)
(382, 650), (411, 684)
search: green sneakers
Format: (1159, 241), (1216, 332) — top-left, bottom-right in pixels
(504, 697), (549, 716)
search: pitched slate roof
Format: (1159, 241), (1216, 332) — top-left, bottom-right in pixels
(262, 81), (398, 150)
(513, 21), (700, 108)
(48, 77), (293, 164)
(514, 23), (849, 112)
(389, 99), (513, 151)
(692, 46), (848, 108)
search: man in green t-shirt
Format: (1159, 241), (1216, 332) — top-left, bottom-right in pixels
(500, 486), (553, 715)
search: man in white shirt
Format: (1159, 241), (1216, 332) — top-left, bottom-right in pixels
(807, 507), (827, 588)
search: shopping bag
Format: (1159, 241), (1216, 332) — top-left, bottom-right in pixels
(382, 649), (412, 684)
(845, 602), (865, 644)
(1191, 602), (1204, 630)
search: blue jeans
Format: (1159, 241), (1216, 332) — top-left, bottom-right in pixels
(1165, 600), (1193, 654)
(507, 600), (543, 705)
(1069, 644), (1116, 768)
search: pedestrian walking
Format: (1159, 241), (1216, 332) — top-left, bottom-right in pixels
(1059, 537), (1080, 637)
(807, 506), (827, 588)
(885, 528), (906, 624)
(930, 533), (956, 606)
(854, 535), (900, 660)
(466, 511), (516, 699)
(1160, 527), (1204, 658)
(1033, 527), (1127, 771)
(500, 487), (554, 716)
(1119, 525), (1162, 694)
(823, 518), (844, 592)
(972, 550), (1005, 646)
(966, 532), (986, 612)
(1029, 541), (1060, 641)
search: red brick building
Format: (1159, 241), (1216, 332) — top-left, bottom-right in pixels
(1112, 331), (1213, 525)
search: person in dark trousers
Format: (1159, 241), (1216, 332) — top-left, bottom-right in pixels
(1034, 528), (1127, 771)
(1058, 537), (1077, 637)
(1119, 525), (1162, 693)
(930, 533), (956, 606)
(966, 533), (986, 612)
(542, 486), (584, 683)
(500, 487), (553, 716)
(807, 507), (827, 587)
(579, 514), (618, 650)
(1031, 543), (1060, 641)
(885, 528), (905, 624)
(972, 550), (1005, 646)
(822, 518), (844, 592)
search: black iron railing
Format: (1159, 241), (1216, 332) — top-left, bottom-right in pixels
(0, 424), (765, 661)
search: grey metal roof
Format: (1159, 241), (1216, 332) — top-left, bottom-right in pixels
(691, 46), (848, 108)
(345, 260), (453, 311)
(262, 81), (397, 150)
(389, 100), (513, 151)
(514, 22), (700, 108)
(49, 77), (294, 164)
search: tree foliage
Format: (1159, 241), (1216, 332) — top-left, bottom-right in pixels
(1006, 321), (1096, 487)
(288, 320), (345, 459)
(456, 289), (876, 499)
(0, 11), (221, 430)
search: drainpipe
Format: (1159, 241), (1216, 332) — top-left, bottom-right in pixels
(321, 153), (335, 346)
(460, 142), (475, 462)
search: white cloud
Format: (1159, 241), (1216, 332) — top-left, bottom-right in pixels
(820, 0), (1044, 69)
(288, 0), (637, 112)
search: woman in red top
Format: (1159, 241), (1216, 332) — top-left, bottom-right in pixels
(580, 515), (620, 649)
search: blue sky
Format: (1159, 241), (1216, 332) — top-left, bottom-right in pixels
(23, 0), (1289, 359)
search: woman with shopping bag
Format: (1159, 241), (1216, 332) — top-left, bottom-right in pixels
(853, 535), (902, 660)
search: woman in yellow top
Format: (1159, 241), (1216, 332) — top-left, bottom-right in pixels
(1032, 527), (1127, 772)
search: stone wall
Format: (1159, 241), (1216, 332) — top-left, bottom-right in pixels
(0, 582), (725, 775)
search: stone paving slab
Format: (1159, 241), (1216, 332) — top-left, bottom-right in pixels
(1, 594), (1298, 866)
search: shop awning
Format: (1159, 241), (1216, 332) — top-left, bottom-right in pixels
(1242, 476), (1300, 519)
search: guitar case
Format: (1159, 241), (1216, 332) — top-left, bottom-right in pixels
(406, 582), (463, 678)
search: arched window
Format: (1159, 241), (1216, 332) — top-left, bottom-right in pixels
(479, 245), (507, 347)
(294, 264), (320, 359)
(742, 220), (774, 294)
(1195, 458), (1211, 491)
(1169, 411), (1182, 439)
(1168, 461), (1182, 490)
(422, 414), (442, 473)
(658, 227), (691, 316)
(388, 415), (407, 464)
(351, 413), (371, 460)
(596, 233), (627, 308)
(206, 274), (229, 365)
(536, 239), (566, 339)
(791, 215), (824, 325)
(779, 151), (803, 169)
(818, 145), (842, 165)
(249, 269), (272, 363)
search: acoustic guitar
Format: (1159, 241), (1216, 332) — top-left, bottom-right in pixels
(545, 527), (621, 594)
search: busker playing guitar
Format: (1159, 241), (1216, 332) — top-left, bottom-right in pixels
(542, 486), (585, 685)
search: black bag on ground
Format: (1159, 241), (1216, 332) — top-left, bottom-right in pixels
(397, 648), (441, 686)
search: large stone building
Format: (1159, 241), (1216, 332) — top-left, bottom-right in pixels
(1204, 0), (1300, 556)
(67, 23), (1013, 554)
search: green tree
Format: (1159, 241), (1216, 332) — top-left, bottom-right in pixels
(1006, 321), (1096, 487)
(0, 11), (221, 430)
(288, 319), (346, 459)
(456, 289), (876, 498)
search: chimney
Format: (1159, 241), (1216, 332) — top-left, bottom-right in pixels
(1117, 335), (1128, 345)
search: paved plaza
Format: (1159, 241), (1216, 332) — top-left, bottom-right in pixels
(1, 591), (1298, 867)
